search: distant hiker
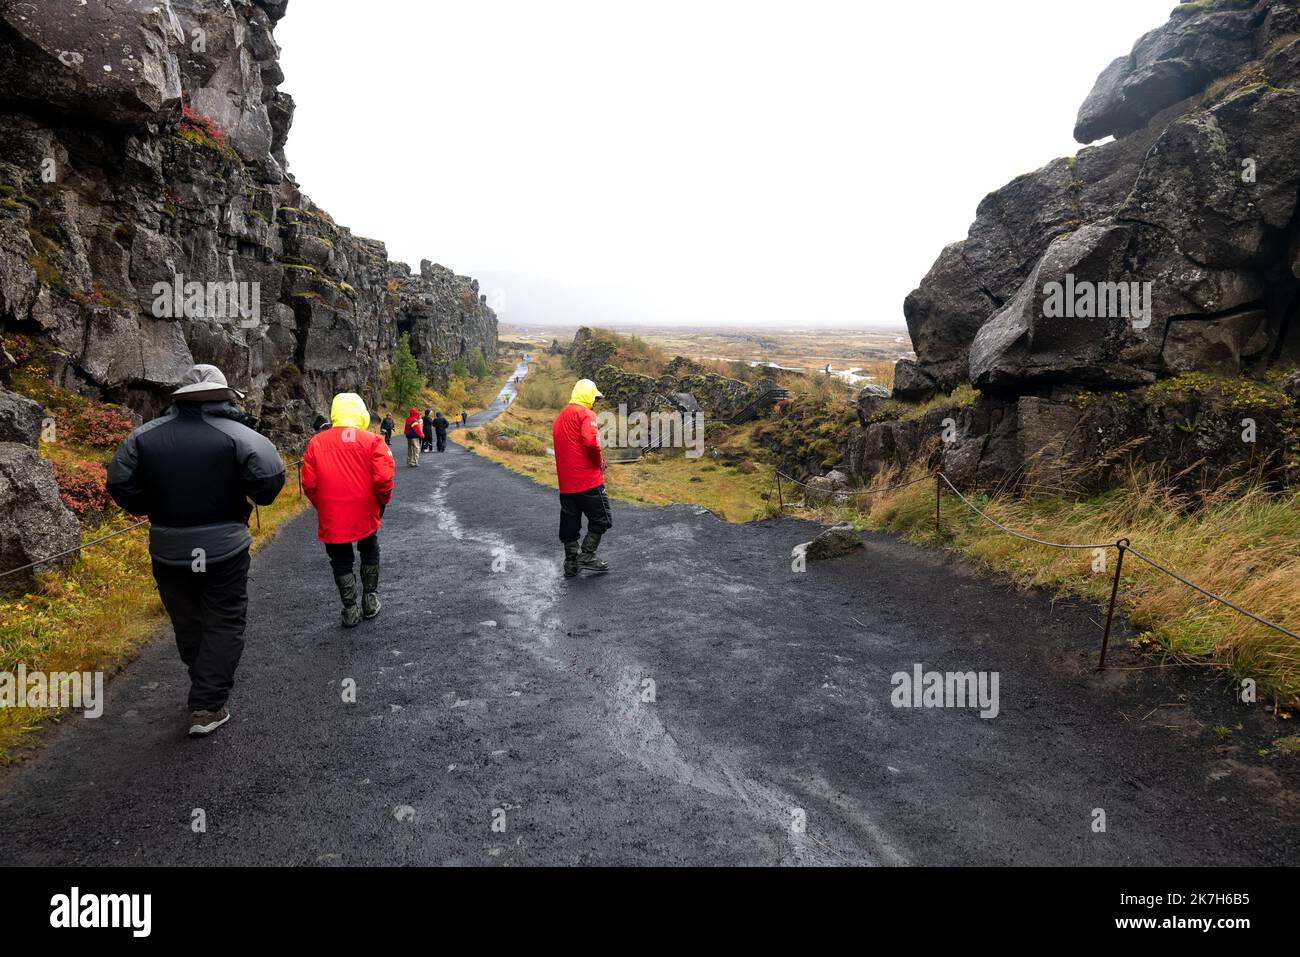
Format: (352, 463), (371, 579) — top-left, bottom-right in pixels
(107, 364), (285, 738)
(552, 378), (612, 578)
(404, 407), (424, 467)
(433, 410), (450, 452)
(380, 411), (394, 445)
(460, 410), (468, 427)
(312, 413), (331, 434)
(421, 408), (435, 453)
(301, 393), (395, 627)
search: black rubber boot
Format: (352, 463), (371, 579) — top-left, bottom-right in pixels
(563, 541), (580, 578)
(335, 573), (362, 627)
(576, 532), (609, 574)
(360, 564), (381, 620)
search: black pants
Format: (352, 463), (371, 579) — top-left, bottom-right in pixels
(152, 549), (251, 713)
(325, 531), (380, 577)
(382, 429), (392, 445)
(559, 485), (613, 543)
(436, 431), (447, 452)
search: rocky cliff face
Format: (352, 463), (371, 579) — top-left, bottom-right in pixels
(861, 0), (1300, 492)
(390, 259), (498, 392)
(562, 327), (776, 420)
(0, 0), (496, 448)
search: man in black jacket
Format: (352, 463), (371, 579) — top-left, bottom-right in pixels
(433, 410), (450, 452)
(107, 364), (285, 737)
(421, 408), (435, 453)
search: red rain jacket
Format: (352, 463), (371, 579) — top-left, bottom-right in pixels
(301, 426), (395, 544)
(404, 409), (424, 439)
(553, 402), (605, 494)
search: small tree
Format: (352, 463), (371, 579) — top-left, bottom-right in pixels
(387, 333), (425, 411)
(471, 348), (489, 380)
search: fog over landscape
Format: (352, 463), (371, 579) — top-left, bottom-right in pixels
(279, 0), (1177, 329)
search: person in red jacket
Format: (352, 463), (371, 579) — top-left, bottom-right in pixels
(552, 378), (612, 578)
(403, 407), (424, 468)
(302, 393), (396, 626)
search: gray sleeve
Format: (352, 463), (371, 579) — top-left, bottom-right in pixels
(106, 429), (149, 516)
(206, 418), (287, 506)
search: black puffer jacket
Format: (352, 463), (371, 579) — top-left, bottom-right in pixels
(107, 401), (285, 566)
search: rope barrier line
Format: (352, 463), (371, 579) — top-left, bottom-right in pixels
(774, 469), (934, 497)
(1123, 545), (1300, 642)
(3, 448), (1294, 659)
(0, 458), (307, 581)
(0, 520), (149, 580)
(772, 465), (1299, 661)
(936, 473), (1116, 551)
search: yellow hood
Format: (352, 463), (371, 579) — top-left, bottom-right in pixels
(570, 379), (603, 409)
(330, 392), (371, 430)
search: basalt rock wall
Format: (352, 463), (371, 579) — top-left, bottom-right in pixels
(0, 0), (496, 452)
(859, 0), (1300, 492)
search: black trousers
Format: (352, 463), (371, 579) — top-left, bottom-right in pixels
(325, 531), (380, 577)
(152, 549), (251, 713)
(559, 484), (613, 543)
(435, 431), (447, 451)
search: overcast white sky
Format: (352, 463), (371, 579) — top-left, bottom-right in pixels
(277, 0), (1175, 330)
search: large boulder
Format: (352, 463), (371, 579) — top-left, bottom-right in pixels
(803, 470), (850, 508)
(902, 242), (995, 392)
(0, 442), (81, 591)
(0, 0), (184, 130)
(968, 220), (1264, 392)
(805, 524), (864, 561)
(1119, 87), (1300, 269)
(1073, 2), (1262, 143)
(0, 387), (43, 446)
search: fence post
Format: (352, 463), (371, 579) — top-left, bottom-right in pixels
(775, 471), (784, 512)
(1098, 539), (1129, 671)
(934, 473), (942, 542)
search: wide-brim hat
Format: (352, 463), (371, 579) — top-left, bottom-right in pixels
(172, 363), (245, 401)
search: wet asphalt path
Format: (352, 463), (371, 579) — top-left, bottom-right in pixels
(1, 438), (1298, 865)
(454, 357), (530, 431)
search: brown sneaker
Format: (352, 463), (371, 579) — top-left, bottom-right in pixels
(188, 706), (230, 737)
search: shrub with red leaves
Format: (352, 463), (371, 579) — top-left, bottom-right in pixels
(53, 460), (112, 520)
(66, 405), (134, 450)
(181, 100), (228, 150)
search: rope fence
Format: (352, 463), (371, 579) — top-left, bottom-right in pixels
(4, 449), (1294, 676)
(1, 458), (307, 582)
(772, 466), (1299, 670)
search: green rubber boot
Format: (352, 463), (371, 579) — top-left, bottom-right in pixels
(335, 573), (362, 627)
(360, 564), (381, 620)
(563, 540), (580, 578)
(576, 532), (609, 575)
